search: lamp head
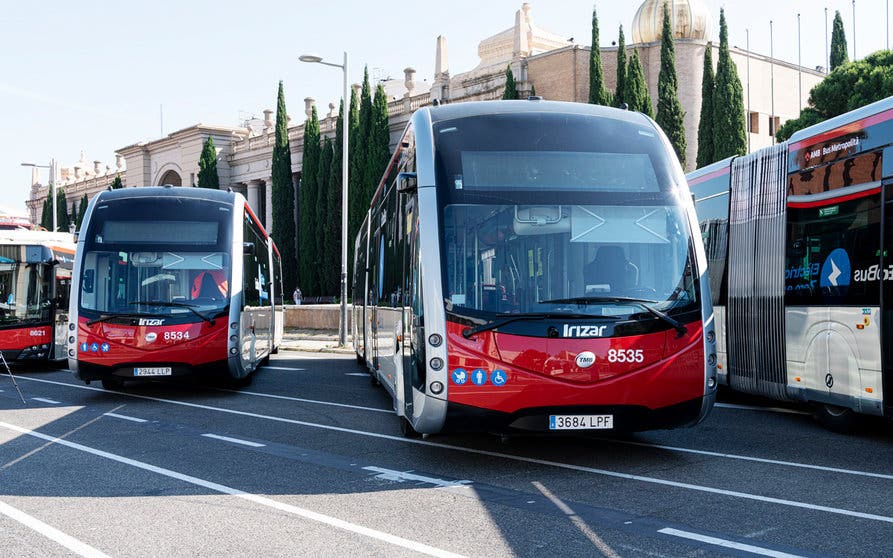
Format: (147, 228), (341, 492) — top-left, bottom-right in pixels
(299, 54), (323, 63)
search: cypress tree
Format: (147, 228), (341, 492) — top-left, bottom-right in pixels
(56, 188), (70, 233)
(70, 200), (78, 229)
(314, 137), (333, 294)
(77, 193), (88, 228)
(503, 65), (519, 99)
(271, 81), (298, 295)
(348, 69), (373, 287)
(615, 25), (628, 108)
(40, 196), (51, 230)
(110, 175), (123, 189)
(299, 105), (321, 296)
(365, 84), (391, 210)
(712, 9), (747, 160)
(324, 100), (345, 298)
(830, 11), (848, 70)
(626, 49), (653, 118)
(696, 43), (715, 168)
(530, 84), (537, 97)
(655, 2), (686, 165)
(197, 136), (220, 189)
(588, 5), (611, 105)
(346, 86), (361, 285)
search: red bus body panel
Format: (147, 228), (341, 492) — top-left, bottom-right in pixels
(0, 326), (52, 350)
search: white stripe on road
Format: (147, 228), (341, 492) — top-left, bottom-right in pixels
(201, 433), (266, 448)
(103, 412), (148, 424)
(261, 366), (306, 371)
(0, 420), (464, 558)
(0, 499), (111, 558)
(16, 375), (893, 525)
(345, 373), (368, 377)
(714, 402), (809, 416)
(214, 388), (391, 413)
(658, 528), (805, 558)
(31, 397), (60, 405)
(362, 466), (472, 488)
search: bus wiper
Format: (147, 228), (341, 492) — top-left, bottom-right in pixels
(128, 301), (215, 325)
(86, 312), (159, 326)
(538, 296), (687, 338)
(462, 312), (610, 339)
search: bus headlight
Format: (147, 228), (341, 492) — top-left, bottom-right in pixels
(230, 322), (239, 330)
(708, 354), (717, 366)
(706, 331), (715, 343)
(428, 333), (443, 347)
(230, 347), (238, 355)
(68, 323), (76, 331)
(707, 377), (716, 388)
(68, 349), (75, 357)
(68, 336), (76, 344)
(430, 381), (444, 394)
(230, 335), (238, 343)
(429, 357), (444, 371)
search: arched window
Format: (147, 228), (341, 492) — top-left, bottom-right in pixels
(159, 170), (182, 187)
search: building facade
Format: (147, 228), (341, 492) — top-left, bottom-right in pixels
(27, 1), (825, 228)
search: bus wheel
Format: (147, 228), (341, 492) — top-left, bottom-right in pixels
(400, 416), (421, 438)
(813, 404), (857, 433)
(101, 378), (123, 391)
(231, 373), (253, 388)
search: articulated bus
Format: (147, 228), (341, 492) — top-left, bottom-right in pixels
(68, 186), (283, 389)
(352, 100), (717, 436)
(688, 95), (893, 430)
(0, 231), (75, 364)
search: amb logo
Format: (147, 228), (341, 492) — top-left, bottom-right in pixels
(819, 249), (851, 288)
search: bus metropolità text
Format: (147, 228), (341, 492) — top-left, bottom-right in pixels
(352, 100), (717, 436)
(0, 230), (75, 364)
(69, 186), (283, 388)
(688, 95), (893, 430)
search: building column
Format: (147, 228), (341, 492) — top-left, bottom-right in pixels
(264, 178), (273, 232)
(247, 180), (261, 217)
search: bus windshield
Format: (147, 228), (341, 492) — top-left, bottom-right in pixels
(0, 261), (52, 325)
(435, 112), (698, 319)
(79, 197), (233, 320)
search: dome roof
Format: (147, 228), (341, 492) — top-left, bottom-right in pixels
(631, 0), (711, 44)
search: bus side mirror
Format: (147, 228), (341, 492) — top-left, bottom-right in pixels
(791, 239), (806, 258)
(397, 172), (418, 193)
(243, 242), (256, 256)
(83, 270), (94, 294)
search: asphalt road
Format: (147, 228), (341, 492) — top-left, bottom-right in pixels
(0, 352), (890, 558)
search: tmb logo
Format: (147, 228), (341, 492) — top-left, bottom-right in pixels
(563, 324), (608, 337)
(138, 319), (164, 326)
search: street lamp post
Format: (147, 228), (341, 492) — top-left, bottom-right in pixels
(22, 159), (56, 231)
(300, 52), (350, 347)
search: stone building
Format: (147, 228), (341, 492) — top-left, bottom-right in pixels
(27, 0), (825, 228)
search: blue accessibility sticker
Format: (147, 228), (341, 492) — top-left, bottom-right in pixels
(490, 369), (508, 386)
(471, 368), (488, 386)
(100, 343), (110, 353)
(80, 342), (88, 352)
(451, 368), (468, 385)
(90, 342), (100, 352)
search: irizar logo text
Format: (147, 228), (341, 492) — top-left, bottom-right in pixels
(563, 324), (607, 337)
(139, 319), (164, 326)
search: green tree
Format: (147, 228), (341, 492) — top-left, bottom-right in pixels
(776, 50), (893, 141)
(110, 175), (123, 189)
(696, 44), (715, 167)
(40, 196), (51, 230)
(830, 11), (848, 71)
(324, 100), (345, 298)
(346, 86), (361, 285)
(197, 136), (220, 189)
(530, 83), (537, 97)
(55, 188), (71, 233)
(70, 199), (78, 229)
(615, 25), (628, 108)
(503, 64), (519, 99)
(588, 5), (611, 105)
(270, 81), (298, 295)
(299, 105), (321, 296)
(314, 137), (334, 295)
(365, 84), (391, 210)
(348, 69), (373, 286)
(77, 193), (88, 228)
(625, 49), (653, 117)
(712, 9), (747, 160)
(656, 2), (686, 165)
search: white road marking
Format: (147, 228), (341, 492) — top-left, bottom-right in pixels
(345, 373), (368, 377)
(31, 397), (60, 405)
(262, 366), (306, 371)
(0, 499), (111, 558)
(0, 420), (465, 558)
(201, 433), (266, 448)
(714, 402), (809, 416)
(611, 440), (893, 480)
(214, 387), (391, 413)
(362, 466), (472, 488)
(17, 375), (893, 524)
(103, 412), (148, 423)
(533, 481), (621, 558)
(658, 528), (805, 558)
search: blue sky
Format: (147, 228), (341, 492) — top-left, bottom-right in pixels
(2, 0), (889, 215)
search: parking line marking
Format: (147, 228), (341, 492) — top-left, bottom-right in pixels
(214, 388), (391, 413)
(262, 366), (306, 371)
(17, 375), (893, 525)
(32, 397), (60, 405)
(0, 499), (111, 558)
(658, 528), (805, 558)
(714, 402), (809, 416)
(103, 412), (148, 423)
(362, 466), (472, 488)
(201, 433), (266, 448)
(0, 420), (464, 558)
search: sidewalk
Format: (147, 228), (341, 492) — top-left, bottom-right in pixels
(280, 328), (355, 354)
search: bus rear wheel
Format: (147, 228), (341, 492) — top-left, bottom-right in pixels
(813, 403), (857, 433)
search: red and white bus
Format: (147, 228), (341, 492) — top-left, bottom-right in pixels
(68, 186), (283, 389)
(688, 95), (893, 430)
(353, 100), (717, 436)
(0, 230), (75, 364)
